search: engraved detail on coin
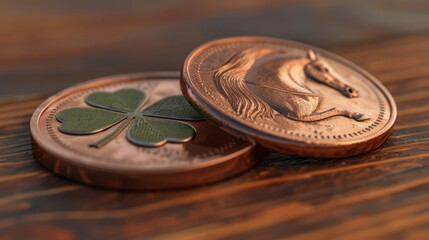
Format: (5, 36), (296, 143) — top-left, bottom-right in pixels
(55, 88), (203, 148)
(214, 47), (369, 122)
(190, 42), (386, 140)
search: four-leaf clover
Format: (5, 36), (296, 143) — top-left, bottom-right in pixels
(56, 88), (203, 148)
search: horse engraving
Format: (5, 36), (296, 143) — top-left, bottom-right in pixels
(214, 48), (369, 122)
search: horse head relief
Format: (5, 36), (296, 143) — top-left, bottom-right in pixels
(214, 47), (370, 122)
(304, 50), (359, 99)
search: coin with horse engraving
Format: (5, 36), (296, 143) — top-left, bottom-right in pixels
(181, 37), (396, 157)
(30, 72), (260, 190)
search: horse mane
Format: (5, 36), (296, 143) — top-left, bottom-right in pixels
(214, 48), (276, 120)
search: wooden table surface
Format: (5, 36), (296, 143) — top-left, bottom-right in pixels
(1, 1), (429, 239)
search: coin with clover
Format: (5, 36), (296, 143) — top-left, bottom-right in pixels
(30, 73), (259, 190)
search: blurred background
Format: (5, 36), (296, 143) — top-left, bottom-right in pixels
(1, 0), (429, 99)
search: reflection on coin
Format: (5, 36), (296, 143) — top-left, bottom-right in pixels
(31, 72), (259, 190)
(181, 37), (396, 157)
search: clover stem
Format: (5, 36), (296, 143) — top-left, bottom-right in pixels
(89, 117), (134, 148)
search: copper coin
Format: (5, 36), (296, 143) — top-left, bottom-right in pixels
(181, 37), (397, 157)
(30, 72), (259, 190)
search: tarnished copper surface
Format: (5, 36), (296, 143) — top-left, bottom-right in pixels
(30, 72), (259, 190)
(181, 37), (397, 157)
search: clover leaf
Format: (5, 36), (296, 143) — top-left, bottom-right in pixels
(56, 88), (203, 148)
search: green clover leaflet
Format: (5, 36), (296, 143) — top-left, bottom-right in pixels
(56, 88), (203, 148)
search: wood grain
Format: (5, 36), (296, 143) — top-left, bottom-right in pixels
(1, 1), (429, 239)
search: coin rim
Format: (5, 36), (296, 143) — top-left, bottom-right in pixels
(181, 36), (397, 157)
